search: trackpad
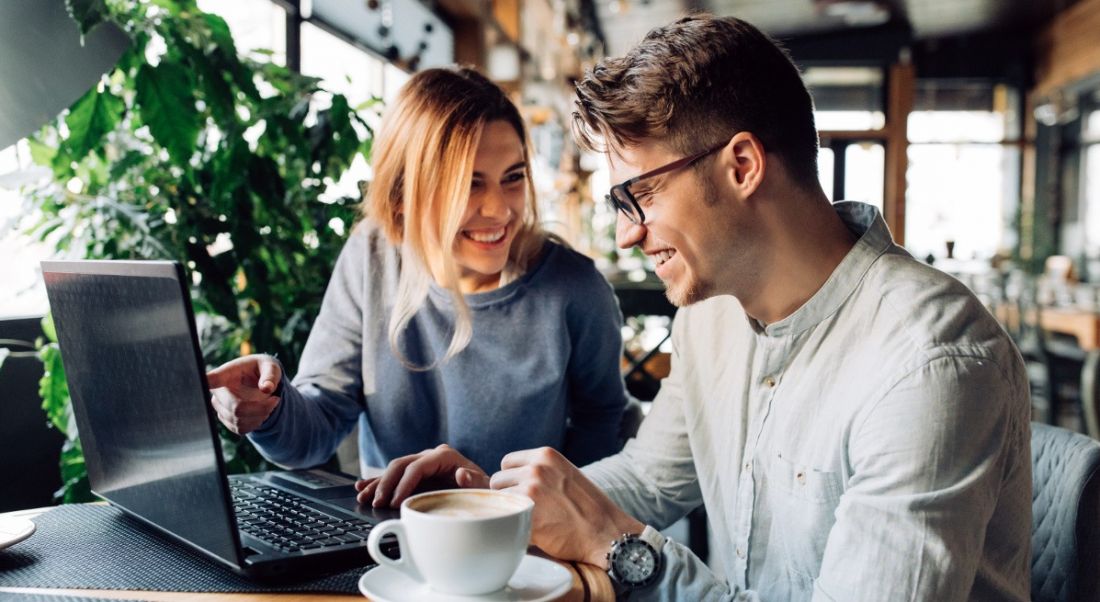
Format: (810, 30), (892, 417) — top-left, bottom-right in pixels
(328, 496), (400, 521)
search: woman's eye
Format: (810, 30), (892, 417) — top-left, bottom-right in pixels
(471, 179), (485, 190)
(504, 172), (526, 185)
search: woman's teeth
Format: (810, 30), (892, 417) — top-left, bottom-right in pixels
(464, 227), (506, 243)
(656, 249), (676, 266)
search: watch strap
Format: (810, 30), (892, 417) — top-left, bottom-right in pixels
(638, 525), (666, 553)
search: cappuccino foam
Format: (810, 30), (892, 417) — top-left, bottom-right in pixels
(410, 491), (528, 519)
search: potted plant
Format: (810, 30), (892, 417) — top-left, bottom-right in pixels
(20, 0), (377, 502)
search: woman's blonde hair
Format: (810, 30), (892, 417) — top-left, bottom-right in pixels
(366, 66), (546, 368)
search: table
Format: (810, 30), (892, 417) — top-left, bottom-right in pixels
(1042, 309), (1100, 438)
(0, 507), (614, 602)
(996, 304), (1100, 437)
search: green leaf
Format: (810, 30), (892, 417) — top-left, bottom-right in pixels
(22, 0), (377, 499)
(134, 62), (200, 165)
(64, 85), (124, 159)
(41, 314), (58, 344)
(58, 440), (94, 503)
(65, 0), (108, 37)
(27, 137), (58, 166)
(202, 13), (236, 55)
(39, 342), (71, 434)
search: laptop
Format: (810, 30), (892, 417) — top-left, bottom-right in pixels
(41, 259), (398, 580)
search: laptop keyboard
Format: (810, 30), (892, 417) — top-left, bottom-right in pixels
(231, 481), (373, 553)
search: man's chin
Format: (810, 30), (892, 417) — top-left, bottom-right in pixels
(664, 278), (712, 307)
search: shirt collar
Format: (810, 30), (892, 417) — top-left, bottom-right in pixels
(757, 201), (895, 338)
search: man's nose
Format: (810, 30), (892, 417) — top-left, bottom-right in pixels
(615, 212), (646, 249)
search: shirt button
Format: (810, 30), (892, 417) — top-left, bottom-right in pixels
(743, 460), (752, 473)
(796, 471), (807, 485)
(736, 546), (746, 559)
(763, 375), (777, 388)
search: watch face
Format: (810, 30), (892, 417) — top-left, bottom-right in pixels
(612, 538), (658, 586)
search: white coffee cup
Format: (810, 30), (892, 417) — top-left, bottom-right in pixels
(365, 489), (534, 595)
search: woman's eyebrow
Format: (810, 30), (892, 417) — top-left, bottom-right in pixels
(472, 161), (527, 178)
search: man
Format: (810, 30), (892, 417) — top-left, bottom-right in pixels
(358, 14), (1031, 600)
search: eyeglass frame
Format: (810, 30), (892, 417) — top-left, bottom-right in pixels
(605, 140), (729, 225)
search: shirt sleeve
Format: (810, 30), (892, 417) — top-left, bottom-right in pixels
(631, 539), (760, 602)
(560, 266), (629, 467)
(582, 311), (704, 528)
(811, 353), (1029, 601)
(594, 345), (1027, 601)
(247, 229), (369, 469)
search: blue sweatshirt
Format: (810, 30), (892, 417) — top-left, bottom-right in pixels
(248, 222), (628, 473)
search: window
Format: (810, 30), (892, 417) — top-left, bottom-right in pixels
(905, 81), (1021, 262)
(809, 66), (886, 208)
(383, 63), (411, 104)
(845, 143), (884, 209)
(300, 22), (395, 201)
(197, 0), (287, 65)
(0, 141), (50, 316)
(805, 66), (886, 131)
(817, 139), (883, 207)
(301, 22), (386, 110)
(818, 147), (835, 202)
(1081, 102), (1100, 257)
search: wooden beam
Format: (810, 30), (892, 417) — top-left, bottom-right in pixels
(884, 60), (913, 246)
(1034, 0), (1100, 96)
(819, 129), (888, 142)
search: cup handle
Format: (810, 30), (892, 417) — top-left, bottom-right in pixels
(367, 519), (423, 583)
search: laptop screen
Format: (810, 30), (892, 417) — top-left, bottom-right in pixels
(42, 260), (243, 566)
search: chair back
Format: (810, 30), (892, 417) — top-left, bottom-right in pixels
(1031, 422), (1100, 602)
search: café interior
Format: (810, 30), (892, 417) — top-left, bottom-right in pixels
(2, 0), (1100, 600)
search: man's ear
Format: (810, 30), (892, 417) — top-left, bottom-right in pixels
(718, 132), (766, 198)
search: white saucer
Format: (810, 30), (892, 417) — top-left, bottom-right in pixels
(0, 516), (35, 551)
(358, 554), (573, 602)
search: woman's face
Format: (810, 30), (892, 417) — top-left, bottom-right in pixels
(453, 119), (528, 293)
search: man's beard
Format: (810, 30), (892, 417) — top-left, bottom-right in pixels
(664, 272), (715, 307)
(663, 172), (721, 308)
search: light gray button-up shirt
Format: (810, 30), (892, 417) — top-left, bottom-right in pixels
(584, 201), (1031, 601)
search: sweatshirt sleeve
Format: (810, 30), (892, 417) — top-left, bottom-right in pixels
(247, 227), (370, 469)
(561, 259), (629, 467)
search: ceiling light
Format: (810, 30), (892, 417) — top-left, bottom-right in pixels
(817, 0), (890, 27)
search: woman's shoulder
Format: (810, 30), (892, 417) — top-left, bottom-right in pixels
(528, 237), (614, 293)
(345, 218), (400, 263)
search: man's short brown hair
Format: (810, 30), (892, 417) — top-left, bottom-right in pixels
(573, 14), (820, 189)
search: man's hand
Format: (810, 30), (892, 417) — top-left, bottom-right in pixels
(355, 444), (490, 508)
(206, 354), (283, 435)
(490, 447), (644, 568)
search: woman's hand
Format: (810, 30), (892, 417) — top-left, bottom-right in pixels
(355, 444), (490, 508)
(206, 354), (283, 434)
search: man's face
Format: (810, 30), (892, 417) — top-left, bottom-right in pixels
(609, 142), (744, 307)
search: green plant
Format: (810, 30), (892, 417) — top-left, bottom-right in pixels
(23, 0), (377, 502)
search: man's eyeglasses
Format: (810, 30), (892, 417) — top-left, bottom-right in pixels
(605, 140), (728, 225)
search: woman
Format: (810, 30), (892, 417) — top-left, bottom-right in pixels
(206, 67), (628, 493)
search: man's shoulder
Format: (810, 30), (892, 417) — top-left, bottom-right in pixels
(859, 250), (1021, 375)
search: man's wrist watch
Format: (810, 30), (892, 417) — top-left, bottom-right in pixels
(606, 525), (665, 598)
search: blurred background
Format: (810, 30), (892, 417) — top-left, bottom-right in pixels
(1, 0), (1098, 544)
